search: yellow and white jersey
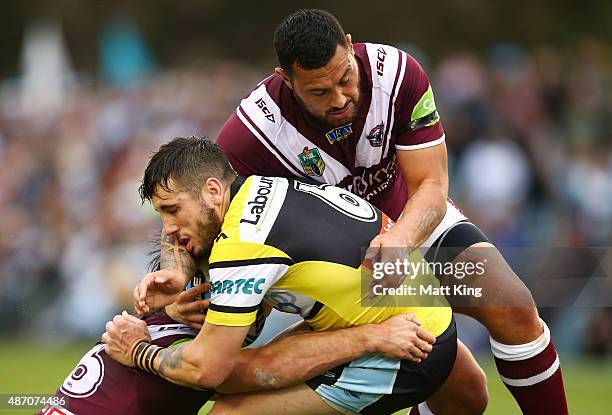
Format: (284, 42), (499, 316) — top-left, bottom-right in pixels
(205, 176), (451, 337)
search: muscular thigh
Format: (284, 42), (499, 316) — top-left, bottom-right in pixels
(427, 223), (541, 342)
(210, 384), (342, 415)
(425, 339), (488, 415)
(440, 242), (535, 309)
(424, 220), (534, 309)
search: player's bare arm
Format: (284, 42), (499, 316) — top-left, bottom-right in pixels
(134, 231), (198, 315)
(133, 268), (190, 314)
(159, 228), (200, 276)
(368, 142), (449, 289)
(103, 311), (435, 391)
(395, 142), (449, 247)
(156, 323), (250, 389)
(217, 312), (435, 394)
(155, 228), (210, 328)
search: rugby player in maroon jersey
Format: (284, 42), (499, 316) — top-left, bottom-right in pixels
(213, 9), (568, 415)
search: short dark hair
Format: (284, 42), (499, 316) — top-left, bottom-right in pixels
(139, 137), (236, 203)
(273, 9), (347, 76)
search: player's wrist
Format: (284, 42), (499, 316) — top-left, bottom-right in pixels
(131, 340), (162, 375)
(355, 324), (382, 354)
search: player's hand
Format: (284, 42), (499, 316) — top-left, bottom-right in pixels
(366, 231), (411, 297)
(133, 269), (189, 315)
(369, 312), (435, 362)
(165, 283), (211, 330)
(102, 311), (151, 367)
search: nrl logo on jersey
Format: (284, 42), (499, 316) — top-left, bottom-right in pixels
(298, 147), (325, 176)
(325, 123), (353, 144)
(366, 123), (384, 147)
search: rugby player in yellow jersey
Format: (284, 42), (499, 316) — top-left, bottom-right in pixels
(105, 137), (457, 414)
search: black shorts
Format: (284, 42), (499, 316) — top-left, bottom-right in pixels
(424, 220), (489, 269)
(305, 318), (457, 414)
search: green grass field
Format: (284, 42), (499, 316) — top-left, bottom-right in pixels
(0, 339), (609, 414)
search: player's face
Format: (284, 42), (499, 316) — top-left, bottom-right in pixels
(280, 38), (360, 127)
(152, 183), (222, 260)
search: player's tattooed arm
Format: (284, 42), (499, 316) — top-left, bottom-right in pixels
(134, 230), (201, 316)
(159, 229), (198, 276)
(411, 204), (444, 245)
(153, 346), (204, 388)
(153, 324), (250, 389)
(393, 145), (449, 248)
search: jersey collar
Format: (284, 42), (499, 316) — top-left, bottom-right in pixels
(230, 175), (246, 201)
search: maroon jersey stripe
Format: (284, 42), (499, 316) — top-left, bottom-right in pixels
(238, 105), (310, 179)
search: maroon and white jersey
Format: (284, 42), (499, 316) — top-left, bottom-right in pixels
(37, 312), (210, 415)
(217, 43), (445, 220)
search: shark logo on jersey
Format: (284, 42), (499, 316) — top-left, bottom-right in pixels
(298, 147), (325, 176)
(325, 123), (353, 144)
(366, 123), (384, 147)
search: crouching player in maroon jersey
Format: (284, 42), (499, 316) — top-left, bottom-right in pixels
(214, 9), (569, 415)
(38, 236), (434, 415)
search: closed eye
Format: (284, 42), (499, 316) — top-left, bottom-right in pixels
(311, 89), (327, 96)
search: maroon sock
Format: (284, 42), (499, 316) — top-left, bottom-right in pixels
(494, 340), (569, 414)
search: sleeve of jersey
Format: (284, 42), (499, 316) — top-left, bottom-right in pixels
(216, 112), (290, 177)
(394, 53), (445, 151)
(205, 241), (293, 327)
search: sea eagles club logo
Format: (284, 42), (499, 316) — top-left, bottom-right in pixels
(298, 147), (325, 176)
(367, 123), (384, 147)
(325, 123), (353, 144)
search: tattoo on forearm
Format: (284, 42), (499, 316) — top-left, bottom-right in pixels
(414, 205), (443, 242)
(159, 230), (198, 276)
(157, 346), (185, 376)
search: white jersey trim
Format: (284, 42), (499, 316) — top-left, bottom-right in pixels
(355, 44), (407, 168)
(239, 176), (289, 244)
(43, 405), (78, 415)
(383, 49), (407, 160)
(395, 134), (446, 151)
(236, 106), (305, 177)
(237, 85), (352, 183)
(147, 324), (197, 341)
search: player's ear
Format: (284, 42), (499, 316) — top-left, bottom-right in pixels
(275, 67), (292, 90)
(345, 34), (354, 54)
(202, 178), (223, 204)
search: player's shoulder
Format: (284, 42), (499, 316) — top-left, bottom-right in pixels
(357, 42), (424, 93)
(232, 73), (294, 146)
(238, 73), (286, 119)
(210, 176), (292, 264)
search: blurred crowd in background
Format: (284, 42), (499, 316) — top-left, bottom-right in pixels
(0, 16), (610, 356)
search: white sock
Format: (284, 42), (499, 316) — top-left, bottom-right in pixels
(489, 318), (549, 361)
